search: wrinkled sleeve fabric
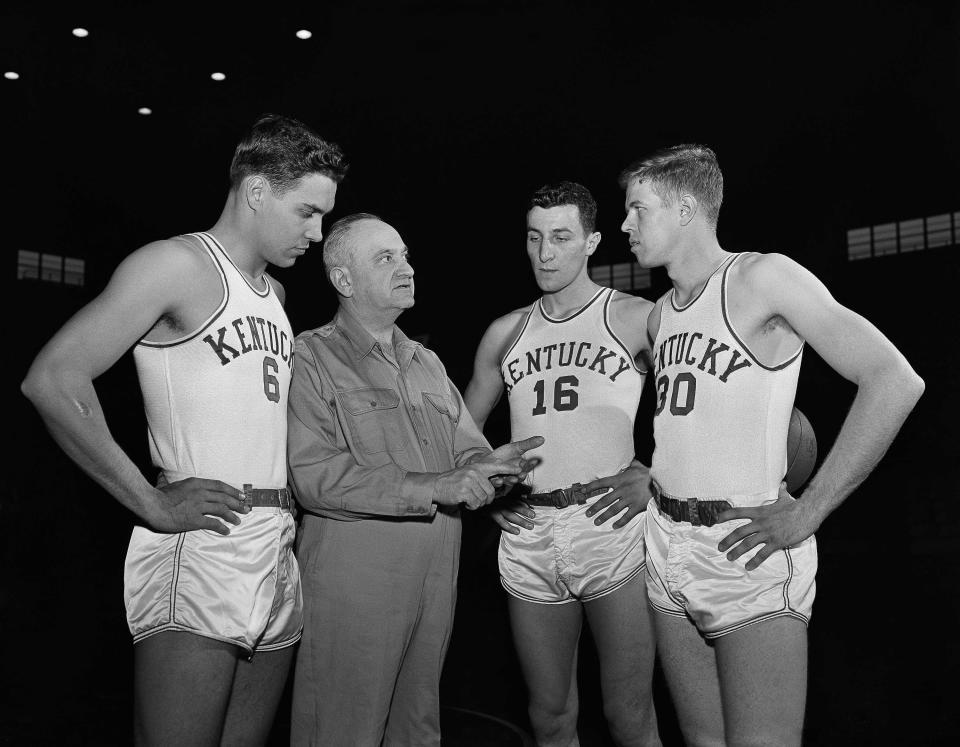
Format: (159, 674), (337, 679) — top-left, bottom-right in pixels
(287, 340), (435, 519)
(448, 378), (493, 467)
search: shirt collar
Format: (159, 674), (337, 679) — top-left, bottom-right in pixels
(336, 306), (417, 365)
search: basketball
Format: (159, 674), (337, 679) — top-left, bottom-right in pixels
(785, 407), (817, 493)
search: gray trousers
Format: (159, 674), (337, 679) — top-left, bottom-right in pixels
(291, 509), (460, 747)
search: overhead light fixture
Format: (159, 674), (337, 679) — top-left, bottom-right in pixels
(211, 72), (226, 81)
(72, 28), (89, 38)
(4, 71), (19, 80)
(296, 29), (312, 40)
(138, 107), (152, 115)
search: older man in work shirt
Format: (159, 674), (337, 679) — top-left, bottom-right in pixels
(287, 213), (542, 747)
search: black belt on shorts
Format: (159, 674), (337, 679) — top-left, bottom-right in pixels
(651, 481), (731, 527)
(524, 482), (608, 508)
(241, 484), (293, 511)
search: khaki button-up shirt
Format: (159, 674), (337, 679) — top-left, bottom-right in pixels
(288, 308), (491, 520)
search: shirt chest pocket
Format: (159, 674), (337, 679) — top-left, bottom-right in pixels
(422, 392), (458, 453)
(337, 387), (408, 456)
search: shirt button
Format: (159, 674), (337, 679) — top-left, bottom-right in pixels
(422, 439), (429, 445)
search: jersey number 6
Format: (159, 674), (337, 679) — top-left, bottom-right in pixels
(263, 356), (280, 403)
(532, 375), (579, 416)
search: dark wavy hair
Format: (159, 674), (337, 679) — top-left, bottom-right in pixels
(528, 181), (598, 235)
(229, 114), (348, 195)
(618, 144), (723, 228)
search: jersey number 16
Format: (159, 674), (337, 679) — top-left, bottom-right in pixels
(532, 375), (579, 415)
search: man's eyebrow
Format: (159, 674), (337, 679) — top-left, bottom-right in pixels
(300, 203), (327, 213)
(526, 227), (543, 234)
(551, 227), (574, 234)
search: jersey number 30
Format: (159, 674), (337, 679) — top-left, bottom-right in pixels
(532, 375), (579, 415)
(655, 372), (697, 416)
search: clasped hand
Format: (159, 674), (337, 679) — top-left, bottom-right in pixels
(434, 436), (543, 510)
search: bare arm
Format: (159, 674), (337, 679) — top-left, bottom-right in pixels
(718, 254), (924, 567)
(21, 240), (245, 533)
(464, 312), (524, 431)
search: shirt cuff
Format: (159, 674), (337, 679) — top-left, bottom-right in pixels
(397, 471), (438, 517)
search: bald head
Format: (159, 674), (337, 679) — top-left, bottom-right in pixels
(322, 212), (384, 275)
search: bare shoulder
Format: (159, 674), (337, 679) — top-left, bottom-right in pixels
(610, 290), (655, 325)
(115, 235), (217, 289)
(485, 304), (533, 344)
(477, 304), (534, 363)
(732, 251), (812, 292)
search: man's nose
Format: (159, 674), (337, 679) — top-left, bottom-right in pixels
(305, 217), (324, 242)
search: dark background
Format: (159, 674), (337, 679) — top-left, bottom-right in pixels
(4, 1), (958, 744)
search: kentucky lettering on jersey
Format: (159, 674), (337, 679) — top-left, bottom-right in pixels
(502, 339), (633, 392)
(203, 315), (294, 369)
(133, 232), (294, 490)
(649, 254), (803, 499)
(653, 331), (752, 383)
(501, 288), (645, 493)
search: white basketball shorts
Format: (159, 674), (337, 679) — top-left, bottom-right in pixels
(123, 506), (302, 654)
(645, 489), (817, 638)
(499, 495), (647, 604)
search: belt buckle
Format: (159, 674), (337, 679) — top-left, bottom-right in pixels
(241, 483), (252, 510)
(687, 496), (701, 527)
(278, 488), (290, 510)
(570, 483), (586, 505)
(550, 488), (570, 508)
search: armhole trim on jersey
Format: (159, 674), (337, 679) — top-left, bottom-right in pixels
(671, 253), (737, 312)
(138, 233), (230, 349)
(538, 286), (606, 324)
(603, 289), (646, 374)
(200, 231), (271, 298)
(498, 305), (537, 368)
(721, 253), (804, 371)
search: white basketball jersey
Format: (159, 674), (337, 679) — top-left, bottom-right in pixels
(501, 288), (645, 492)
(650, 253), (802, 499)
(133, 232), (294, 489)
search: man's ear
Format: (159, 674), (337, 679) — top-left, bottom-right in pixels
(678, 194), (698, 226)
(585, 231), (601, 257)
(243, 175), (268, 212)
(330, 266), (353, 297)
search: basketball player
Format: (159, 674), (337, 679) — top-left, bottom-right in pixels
(619, 145), (924, 745)
(21, 115), (347, 745)
(465, 182), (660, 747)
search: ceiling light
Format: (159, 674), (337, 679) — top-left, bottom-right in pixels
(72, 28), (89, 38)
(138, 107), (152, 115)
(211, 72), (226, 81)
(4, 71), (19, 80)
(296, 29), (312, 40)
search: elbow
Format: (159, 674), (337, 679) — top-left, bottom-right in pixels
(907, 370), (925, 407)
(892, 358), (925, 409)
(21, 368), (46, 407)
